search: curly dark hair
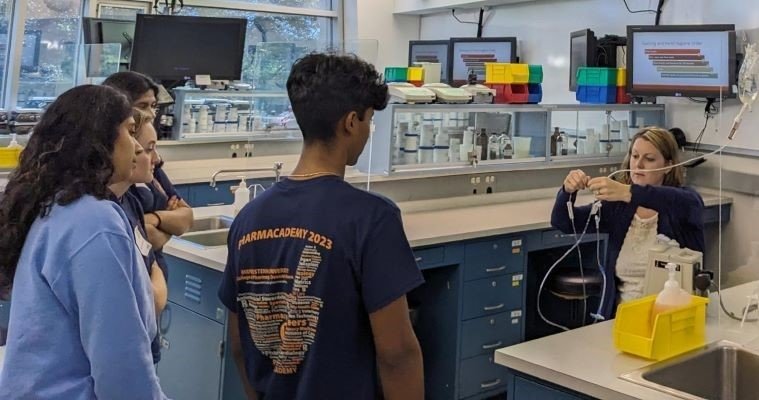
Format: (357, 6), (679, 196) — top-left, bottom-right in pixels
(0, 85), (132, 296)
(103, 71), (159, 104)
(286, 53), (388, 144)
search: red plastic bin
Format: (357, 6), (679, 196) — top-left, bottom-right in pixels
(487, 84), (529, 104)
(617, 86), (632, 104)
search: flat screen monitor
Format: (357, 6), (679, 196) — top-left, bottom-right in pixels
(131, 14), (247, 81)
(82, 17), (136, 64)
(569, 29), (597, 92)
(408, 40), (450, 83)
(627, 24), (736, 98)
(449, 37), (517, 85)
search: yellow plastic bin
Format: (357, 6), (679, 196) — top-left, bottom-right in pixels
(613, 294), (708, 361)
(485, 63), (529, 84)
(617, 68), (627, 87)
(0, 147), (21, 168)
(407, 67), (424, 82)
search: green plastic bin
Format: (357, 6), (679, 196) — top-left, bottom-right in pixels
(576, 67), (617, 86)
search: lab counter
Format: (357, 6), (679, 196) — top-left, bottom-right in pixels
(164, 189), (731, 272)
(494, 281), (759, 400)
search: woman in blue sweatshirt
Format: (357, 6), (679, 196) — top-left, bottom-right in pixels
(551, 127), (704, 320)
(0, 85), (168, 399)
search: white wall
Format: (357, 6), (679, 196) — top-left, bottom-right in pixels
(344, 0), (421, 71)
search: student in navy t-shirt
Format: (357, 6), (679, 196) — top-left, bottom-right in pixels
(219, 53), (425, 399)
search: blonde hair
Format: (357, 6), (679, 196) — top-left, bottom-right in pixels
(619, 126), (684, 187)
(132, 108), (154, 139)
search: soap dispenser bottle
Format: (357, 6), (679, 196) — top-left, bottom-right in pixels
(233, 177), (250, 216)
(651, 263), (692, 325)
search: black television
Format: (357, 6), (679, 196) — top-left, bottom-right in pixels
(408, 40), (450, 83)
(82, 17), (136, 65)
(448, 37), (517, 85)
(627, 24), (736, 98)
(569, 29), (597, 92)
(131, 14), (247, 81)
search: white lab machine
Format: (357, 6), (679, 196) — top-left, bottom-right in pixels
(643, 235), (703, 296)
(459, 84), (496, 104)
(422, 83), (473, 104)
(387, 82), (436, 104)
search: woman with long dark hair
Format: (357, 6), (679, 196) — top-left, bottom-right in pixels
(0, 85), (167, 399)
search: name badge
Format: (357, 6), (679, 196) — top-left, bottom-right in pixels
(134, 225), (152, 257)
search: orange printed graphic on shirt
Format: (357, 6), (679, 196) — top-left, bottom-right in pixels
(237, 227), (333, 250)
(237, 244), (325, 375)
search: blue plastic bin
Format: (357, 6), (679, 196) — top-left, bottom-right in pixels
(527, 84), (542, 104)
(576, 85), (616, 104)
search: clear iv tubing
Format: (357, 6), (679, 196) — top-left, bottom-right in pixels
(536, 203), (604, 331)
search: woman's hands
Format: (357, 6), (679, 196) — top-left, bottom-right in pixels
(563, 170), (632, 203)
(588, 177), (632, 203)
(563, 169), (590, 194)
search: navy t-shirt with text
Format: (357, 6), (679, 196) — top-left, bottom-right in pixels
(218, 176), (424, 400)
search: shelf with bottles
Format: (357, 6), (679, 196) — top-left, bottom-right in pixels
(547, 104), (666, 161)
(356, 103), (665, 175)
(171, 88), (300, 141)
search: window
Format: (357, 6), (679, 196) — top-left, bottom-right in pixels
(0, 1), (13, 105)
(174, 6), (333, 88)
(232, 0), (333, 10)
(15, 0), (84, 108)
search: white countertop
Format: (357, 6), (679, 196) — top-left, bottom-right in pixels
(494, 282), (759, 400)
(164, 189), (731, 273)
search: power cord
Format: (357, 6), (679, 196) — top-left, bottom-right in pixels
(622, 0), (658, 14)
(568, 202), (588, 326)
(451, 9), (479, 25)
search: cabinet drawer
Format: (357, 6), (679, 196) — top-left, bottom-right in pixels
(413, 246), (445, 269)
(165, 255), (226, 322)
(462, 274), (523, 320)
(460, 311), (522, 359)
(513, 375), (587, 400)
(459, 353), (508, 398)
(464, 237), (524, 281)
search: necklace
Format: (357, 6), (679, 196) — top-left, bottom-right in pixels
(288, 171), (341, 179)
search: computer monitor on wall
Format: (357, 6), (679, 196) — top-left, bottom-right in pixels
(569, 29), (597, 92)
(408, 40), (450, 83)
(627, 24), (736, 98)
(448, 37), (517, 85)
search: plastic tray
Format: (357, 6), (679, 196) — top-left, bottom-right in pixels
(385, 67), (408, 82)
(528, 65), (544, 84)
(487, 83), (529, 104)
(613, 295), (708, 361)
(527, 84), (542, 104)
(616, 68), (627, 87)
(0, 147), (21, 168)
(576, 67), (618, 86)
(485, 63), (529, 84)
(576, 85), (617, 104)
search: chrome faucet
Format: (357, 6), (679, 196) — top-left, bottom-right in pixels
(209, 162), (283, 188)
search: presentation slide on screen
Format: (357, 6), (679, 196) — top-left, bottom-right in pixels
(632, 31), (730, 93)
(451, 43), (512, 84)
(410, 44), (449, 81)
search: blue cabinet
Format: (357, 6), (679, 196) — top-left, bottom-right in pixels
(459, 354), (508, 398)
(157, 302), (225, 400)
(461, 312), (522, 359)
(507, 372), (592, 400)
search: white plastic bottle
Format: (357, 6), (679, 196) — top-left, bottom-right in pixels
(233, 177), (250, 216)
(651, 263), (692, 326)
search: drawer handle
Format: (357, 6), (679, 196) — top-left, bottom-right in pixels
(207, 202), (225, 206)
(485, 266), (506, 273)
(483, 303), (505, 311)
(415, 256), (423, 262)
(481, 341), (503, 350)
(480, 378), (501, 389)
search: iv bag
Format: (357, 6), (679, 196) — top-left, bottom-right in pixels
(738, 43), (759, 106)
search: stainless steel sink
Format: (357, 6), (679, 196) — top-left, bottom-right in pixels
(188, 216), (233, 233)
(175, 229), (229, 248)
(621, 340), (759, 400)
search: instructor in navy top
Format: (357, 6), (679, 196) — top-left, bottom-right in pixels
(219, 53), (425, 400)
(551, 127), (704, 319)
